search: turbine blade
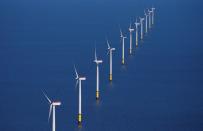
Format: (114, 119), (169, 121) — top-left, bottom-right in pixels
(130, 21), (132, 28)
(75, 80), (79, 89)
(107, 40), (110, 49)
(120, 28), (122, 37)
(95, 47), (97, 61)
(107, 50), (110, 55)
(74, 65), (79, 79)
(42, 91), (51, 104)
(48, 104), (52, 122)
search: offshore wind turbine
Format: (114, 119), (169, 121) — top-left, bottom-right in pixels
(107, 40), (115, 81)
(74, 66), (86, 124)
(148, 9), (153, 29)
(144, 10), (148, 34)
(151, 6), (156, 25)
(129, 22), (134, 54)
(43, 92), (61, 131)
(120, 29), (127, 64)
(134, 19), (140, 47)
(94, 47), (103, 100)
(139, 17), (145, 40)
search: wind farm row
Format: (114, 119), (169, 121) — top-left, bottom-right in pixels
(42, 7), (156, 131)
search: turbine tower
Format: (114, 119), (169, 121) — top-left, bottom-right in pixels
(43, 92), (61, 131)
(134, 19), (140, 47)
(94, 47), (103, 100)
(74, 66), (86, 124)
(107, 40), (115, 81)
(129, 22), (134, 54)
(139, 17), (145, 40)
(144, 10), (148, 34)
(151, 6), (155, 25)
(120, 29), (127, 64)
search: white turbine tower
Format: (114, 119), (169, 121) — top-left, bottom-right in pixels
(129, 22), (134, 54)
(148, 9), (153, 29)
(144, 10), (148, 34)
(94, 47), (103, 100)
(151, 6), (156, 25)
(43, 92), (61, 131)
(74, 66), (86, 124)
(139, 17), (145, 40)
(120, 29), (127, 64)
(134, 19), (140, 47)
(107, 40), (115, 81)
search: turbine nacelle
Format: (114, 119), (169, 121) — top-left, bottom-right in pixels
(140, 17), (145, 22)
(111, 48), (115, 51)
(52, 101), (61, 106)
(129, 28), (134, 32)
(94, 60), (103, 64)
(134, 22), (140, 28)
(79, 77), (86, 81)
(148, 9), (153, 14)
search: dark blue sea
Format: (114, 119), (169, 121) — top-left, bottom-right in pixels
(1, 0), (203, 130)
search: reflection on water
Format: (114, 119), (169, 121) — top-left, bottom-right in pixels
(74, 124), (83, 131)
(120, 64), (127, 72)
(95, 99), (101, 107)
(128, 53), (135, 60)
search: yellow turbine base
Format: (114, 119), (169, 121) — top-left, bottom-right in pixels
(122, 59), (124, 64)
(96, 91), (99, 100)
(109, 74), (112, 81)
(78, 114), (82, 124)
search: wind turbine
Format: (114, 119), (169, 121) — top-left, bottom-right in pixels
(43, 91), (61, 131)
(107, 40), (115, 81)
(74, 66), (86, 124)
(129, 22), (134, 54)
(94, 47), (103, 100)
(120, 29), (127, 64)
(139, 17), (145, 40)
(148, 9), (153, 29)
(134, 19), (140, 47)
(144, 10), (148, 34)
(151, 6), (156, 25)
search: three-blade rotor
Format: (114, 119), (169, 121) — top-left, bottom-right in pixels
(42, 91), (53, 122)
